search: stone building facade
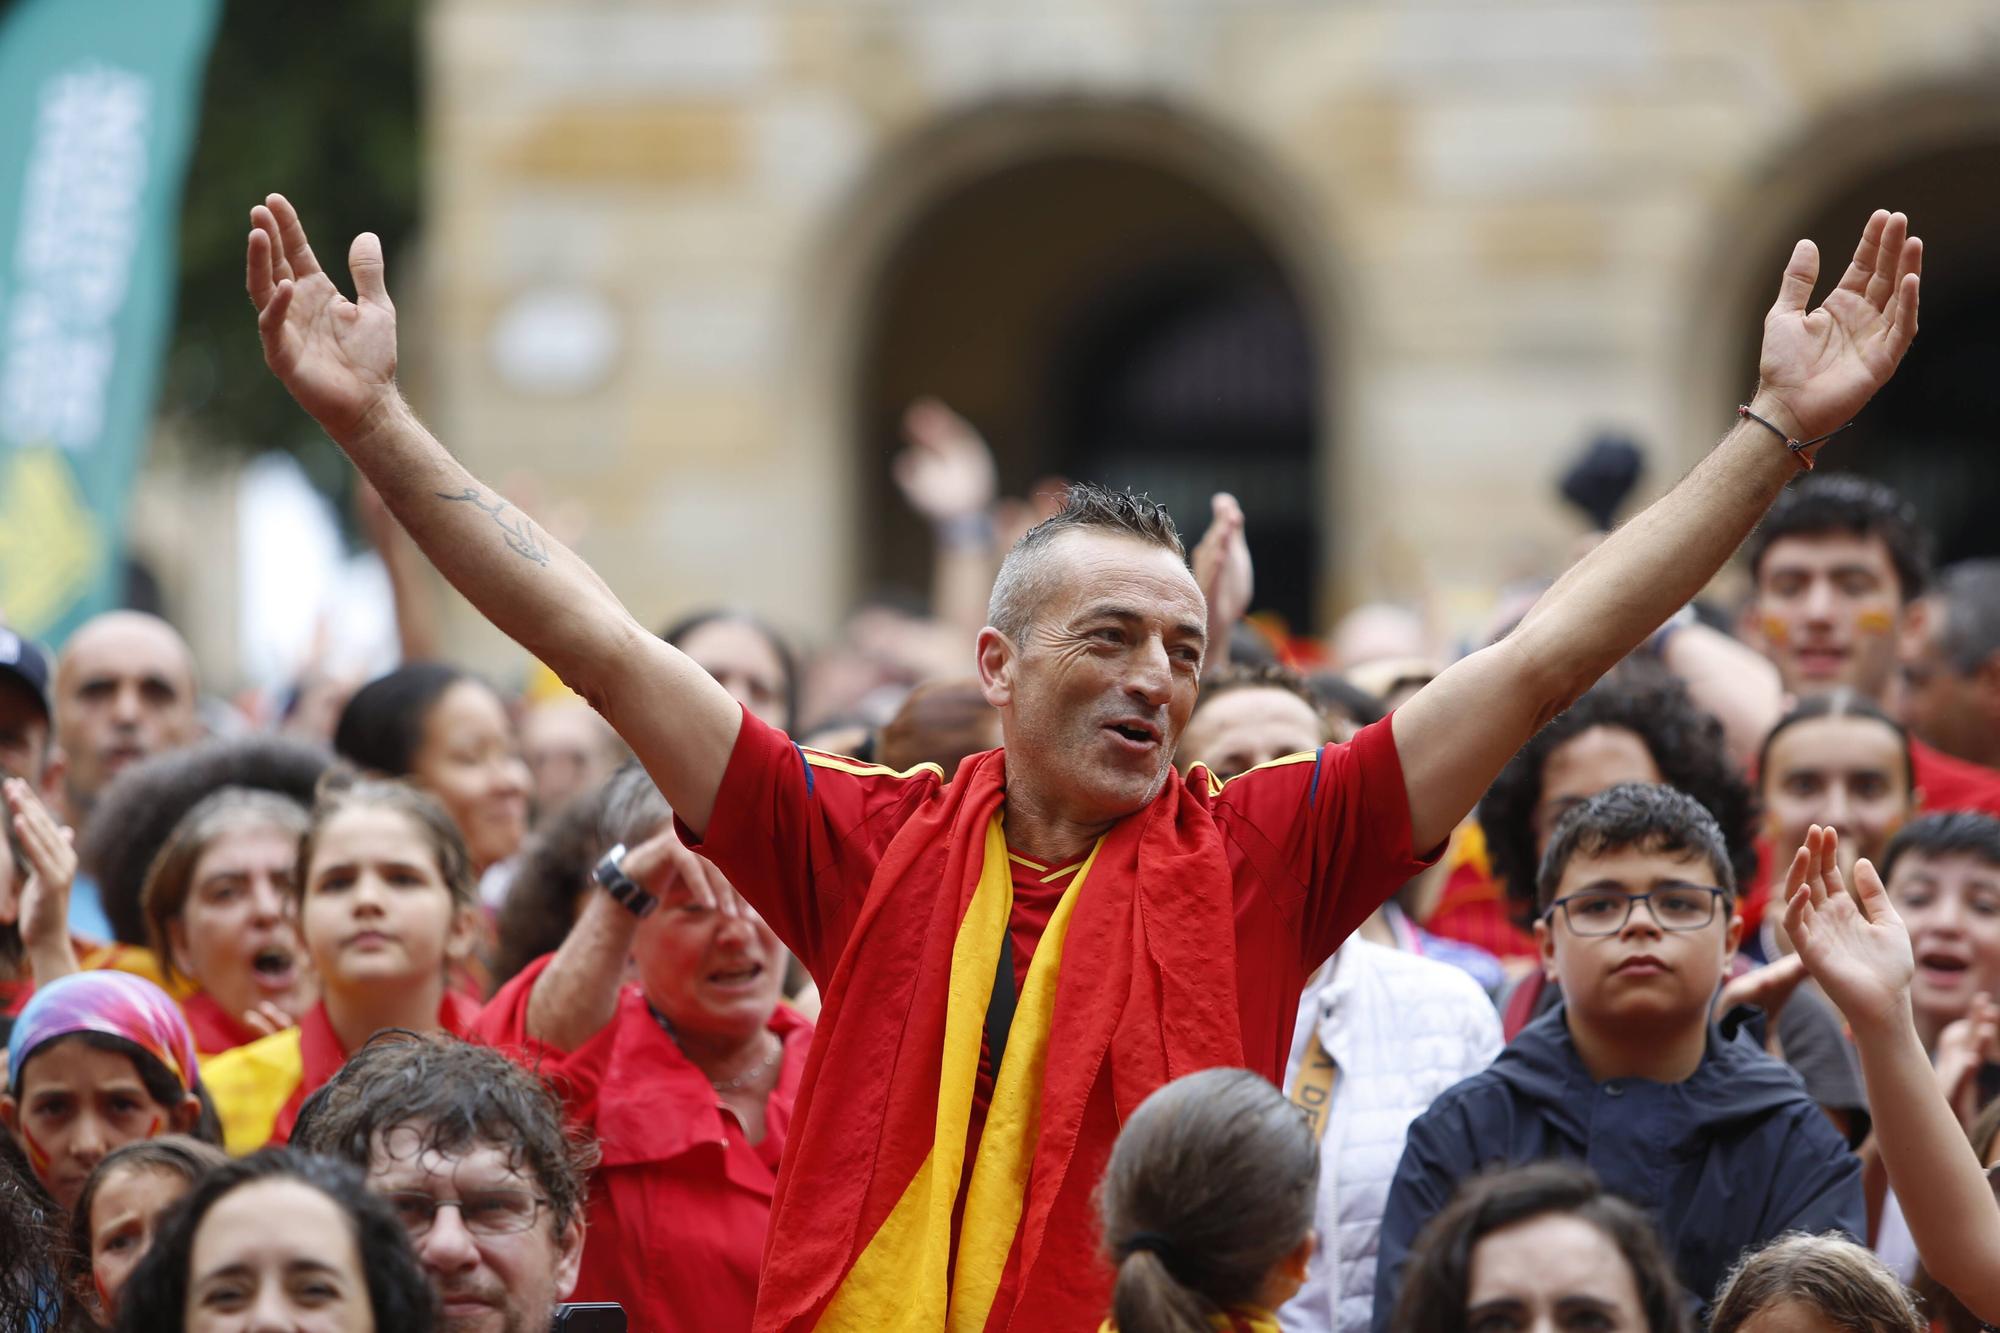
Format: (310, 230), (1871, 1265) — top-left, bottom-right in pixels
(416, 0), (2000, 668)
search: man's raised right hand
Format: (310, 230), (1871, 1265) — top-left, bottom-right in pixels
(246, 193), (401, 442)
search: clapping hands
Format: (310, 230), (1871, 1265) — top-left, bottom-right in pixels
(1782, 824), (1913, 1036)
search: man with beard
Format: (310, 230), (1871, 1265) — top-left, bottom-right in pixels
(293, 1032), (592, 1333)
(246, 192), (1921, 1330)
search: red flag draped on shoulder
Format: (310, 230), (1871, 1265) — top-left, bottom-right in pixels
(755, 747), (1244, 1332)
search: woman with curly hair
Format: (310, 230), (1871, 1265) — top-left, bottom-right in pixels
(1471, 669), (1870, 1138)
(1426, 664), (1759, 967)
(1480, 664), (1760, 927)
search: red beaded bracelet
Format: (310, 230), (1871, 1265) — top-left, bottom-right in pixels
(1737, 404), (1854, 472)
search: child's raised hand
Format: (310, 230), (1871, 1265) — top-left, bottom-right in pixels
(1783, 823), (1912, 1034)
(1934, 993), (2000, 1127)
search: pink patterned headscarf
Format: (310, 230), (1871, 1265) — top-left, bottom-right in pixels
(7, 971), (199, 1096)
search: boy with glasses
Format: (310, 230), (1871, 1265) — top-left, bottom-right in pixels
(292, 1032), (597, 1333)
(1371, 784), (1863, 1329)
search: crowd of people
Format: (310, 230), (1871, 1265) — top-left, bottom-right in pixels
(1, 194), (1997, 1333)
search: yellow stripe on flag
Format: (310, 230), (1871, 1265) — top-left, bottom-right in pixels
(816, 816), (1012, 1331)
(948, 838), (1102, 1332)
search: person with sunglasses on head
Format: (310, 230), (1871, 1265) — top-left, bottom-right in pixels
(1373, 784), (1863, 1330)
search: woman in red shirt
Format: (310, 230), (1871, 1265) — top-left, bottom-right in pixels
(479, 764), (811, 1333)
(139, 788), (314, 1056)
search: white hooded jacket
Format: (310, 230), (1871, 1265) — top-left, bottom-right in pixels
(1276, 936), (1503, 1333)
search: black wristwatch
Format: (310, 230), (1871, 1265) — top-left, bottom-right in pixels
(592, 844), (657, 918)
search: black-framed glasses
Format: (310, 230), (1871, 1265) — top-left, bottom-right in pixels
(382, 1188), (548, 1239)
(1544, 885), (1729, 937)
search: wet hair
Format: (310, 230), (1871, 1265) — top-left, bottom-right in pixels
(66, 1136), (230, 1308)
(494, 763), (668, 985)
(1096, 1067), (1316, 1333)
(0, 1147), (66, 1330)
(660, 609), (800, 731)
(1744, 474), (1930, 603)
(333, 661), (474, 777)
(1757, 690), (1915, 800)
(13, 1031), (222, 1149)
(1387, 1161), (1688, 1333)
(291, 1031), (596, 1238)
(140, 787), (311, 988)
(988, 483), (1186, 643)
(1709, 1232), (1923, 1333)
(78, 735), (331, 946)
(113, 1148), (437, 1333)
(1879, 810), (2000, 883)
(1482, 668), (1756, 922)
(295, 773), (478, 914)
(1931, 559), (2000, 674)
(1536, 783), (1737, 913)
(1914, 1097), (2000, 1333)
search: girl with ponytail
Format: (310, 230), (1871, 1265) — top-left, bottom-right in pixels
(1096, 1067), (1317, 1333)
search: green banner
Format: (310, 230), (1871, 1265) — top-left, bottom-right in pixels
(0, 0), (221, 641)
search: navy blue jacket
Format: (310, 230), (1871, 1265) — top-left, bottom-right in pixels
(1372, 1003), (1864, 1330)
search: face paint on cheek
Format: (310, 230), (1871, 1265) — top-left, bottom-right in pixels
(1761, 616), (1790, 645)
(1856, 609), (1895, 635)
(142, 1113), (162, 1139)
(19, 1122), (53, 1174)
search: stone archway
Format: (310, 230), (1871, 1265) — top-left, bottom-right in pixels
(1689, 83), (2000, 564)
(806, 101), (1344, 635)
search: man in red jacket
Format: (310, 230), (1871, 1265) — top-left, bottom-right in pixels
(244, 192), (1921, 1331)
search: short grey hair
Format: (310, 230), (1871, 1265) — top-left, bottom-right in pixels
(986, 483), (1186, 641)
(1934, 558), (2000, 675)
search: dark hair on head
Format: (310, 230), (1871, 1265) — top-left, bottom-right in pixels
(1096, 1067), (1316, 1333)
(494, 763), (668, 985)
(1709, 1232), (1922, 1333)
(0, 1147), (67, 1330)
(1536, 783), (1737, 912)
(988, 483), (1186, 642)
(141, 787), (310, 987)
(334, 661), (473, 777)
(1930, 559), (2000, 674)
(1481, 667), (1756, 922)
(1387, 1160), (1689, 1333)
(296, 774), (477, 913)
(1192, 664), (1328, 728)
(1757, 689), (1914, 799)
(660, 609), (799, 731)
(1744, 473), (1930, 603)
(17, 1032), (223, 1149)
(66, 1136), (229, 1306)
(78, 734), (331, 946)
(290, 1031), (597, 1238)
(113, 1148), (437, 1333)
(1879, 810), (2000, 883)
(1302, 671), (1386, 730)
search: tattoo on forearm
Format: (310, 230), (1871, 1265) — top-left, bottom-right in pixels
(435, 488), (551, 566)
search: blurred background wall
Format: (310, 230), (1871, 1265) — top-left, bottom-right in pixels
(130, 0), (2000, 687)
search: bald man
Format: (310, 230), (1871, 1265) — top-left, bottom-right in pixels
(49, 612), (200, 941)
(55, 611), (201, 828)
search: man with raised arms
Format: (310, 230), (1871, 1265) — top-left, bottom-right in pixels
(244, 195), (1920, 1332)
